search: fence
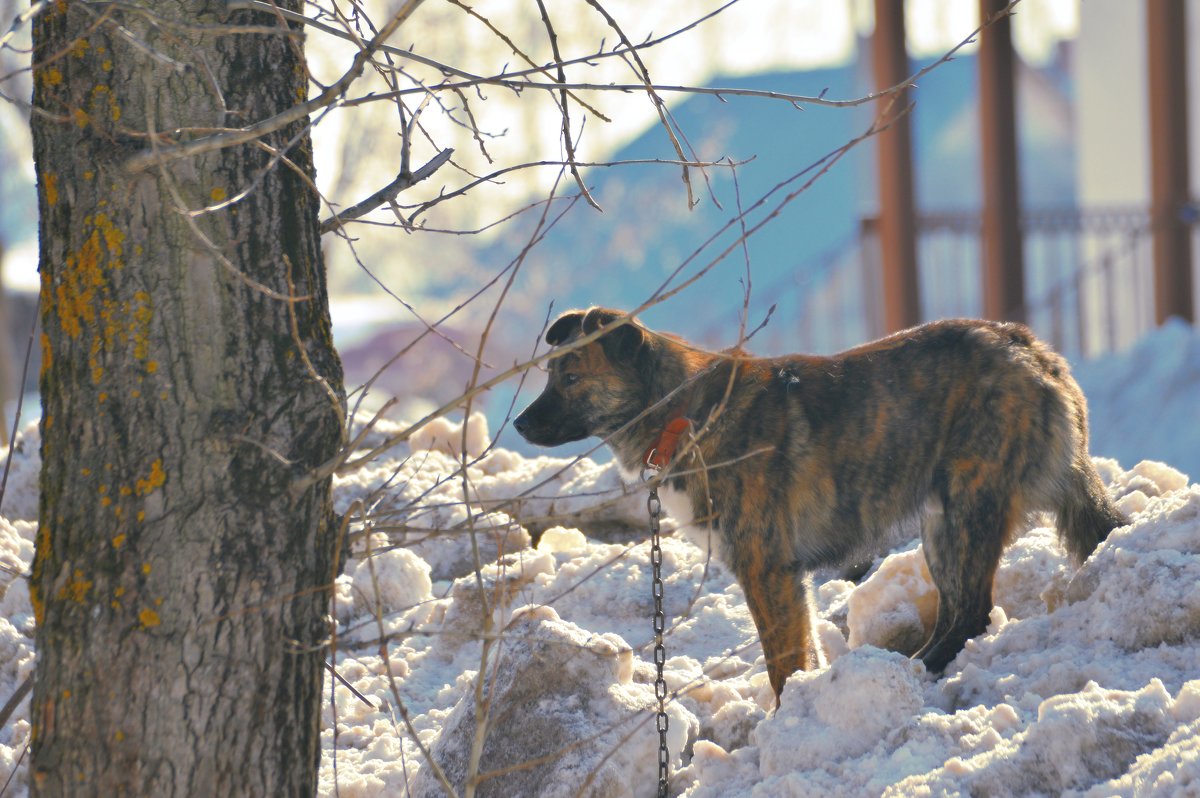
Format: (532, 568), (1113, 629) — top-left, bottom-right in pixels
(784, 206), (1197, 358)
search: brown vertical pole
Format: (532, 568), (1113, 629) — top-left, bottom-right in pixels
(872, 0), (921, 332)
(1147, 0), (1194, 325)
(979, 0), (1025, 322)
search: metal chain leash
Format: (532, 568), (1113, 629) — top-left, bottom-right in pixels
(648, 486), (670, 798)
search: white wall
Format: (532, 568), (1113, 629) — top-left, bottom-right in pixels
(1074, 0), (1200, 207)
(1072, 0), (1200, 350)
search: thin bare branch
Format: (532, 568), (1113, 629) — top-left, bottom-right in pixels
(319, 147), (453, 234)
(582, 0), (696, 208)
(345, 1), (1017, 113)
(126, 0), (425, 172)
(534, 0), (600, 211)
(441, 0), (610, 122)
(226, 0), (484, 80)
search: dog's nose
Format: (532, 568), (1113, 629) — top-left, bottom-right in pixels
(513, 414), (531, 435)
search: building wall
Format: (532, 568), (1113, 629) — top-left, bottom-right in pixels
(1073, 0), (1199, 345)
(1075, 0), (1200, 207)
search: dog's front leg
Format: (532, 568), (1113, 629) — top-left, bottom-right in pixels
(732, 536), (821, 705)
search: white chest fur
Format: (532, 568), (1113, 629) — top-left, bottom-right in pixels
(659, 481), (725, 561)
(617, 459), (723, 562)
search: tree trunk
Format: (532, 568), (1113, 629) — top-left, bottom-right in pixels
(30, 2), (345, 795)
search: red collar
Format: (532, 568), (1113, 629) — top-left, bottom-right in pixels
(642, 410), (692, 471)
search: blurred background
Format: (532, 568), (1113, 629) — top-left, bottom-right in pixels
(1, 0), (1196, 457)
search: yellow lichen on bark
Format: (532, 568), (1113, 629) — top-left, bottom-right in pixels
(96, 213), (125, 260)
(31, 525), (50, 625)
(131, 291), (152, 362)
(58, 569), (93, 603)
(89, 337), (103, 383)
(40, 333), (52, 377)
(90, 84), (121, 123)
(39, 270), (52, 319)
(55, 209), (122, 341)
(58, 229), (102, 338)
(48, 210), (157, 391)
(134, 459), (165, 496)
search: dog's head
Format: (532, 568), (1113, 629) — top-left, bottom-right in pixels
(514, 307), (652, 447)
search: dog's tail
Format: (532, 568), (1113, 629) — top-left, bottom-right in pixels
(1058, 462), (1126, 564)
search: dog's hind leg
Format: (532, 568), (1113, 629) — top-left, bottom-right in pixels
(914, 488), (1013, 674)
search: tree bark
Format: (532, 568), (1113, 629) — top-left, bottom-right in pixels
(30, 2), (345, 795)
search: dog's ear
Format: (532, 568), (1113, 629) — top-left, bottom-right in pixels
(546, 307), (648, 361)
(545, 310), (586, 346)
(582, 307), (647, 362)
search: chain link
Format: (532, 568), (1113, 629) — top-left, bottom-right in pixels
(648, 487), (669, 798)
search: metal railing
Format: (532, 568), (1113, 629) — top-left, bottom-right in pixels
(780, 206), (1196, 358)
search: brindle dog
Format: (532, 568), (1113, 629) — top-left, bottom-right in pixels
(514, 307), (1125, 701)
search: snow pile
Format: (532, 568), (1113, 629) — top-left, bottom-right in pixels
(410, 605), (697, 798)
(312, 418), (1200, 798)
(333, 412), (648, 581)
(673, 456), (1200, 798)
(2, 321), (1200, 797)
(0, 433), (37, 796)
(350, 540), (433, 617)
(845, 544), (937, 654)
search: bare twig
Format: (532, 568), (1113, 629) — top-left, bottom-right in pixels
(126, 0), (425, 172)
(347, 2), (1017, 113)
(324, 661), (377, 709)
(440, 0), (610, 122)
(582, 0), (696, 208)
(0, 1), (50, 52)
(140, 71), (311, 303)
(0, 673), (32, 734)
(319, 147), (453, 234)
(226, 0), (485, 80)
(534, 0), (600, 211)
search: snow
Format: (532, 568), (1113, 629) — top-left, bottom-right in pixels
(1072, 317), (1200, 482)
(2, 323), (1200, 796)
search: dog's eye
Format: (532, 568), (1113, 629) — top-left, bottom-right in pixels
(561, 373), (581, 386)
